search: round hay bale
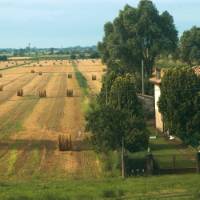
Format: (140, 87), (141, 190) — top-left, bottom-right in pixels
(92, 75), (97, 80)
(31, 70), (35, 73)
(17, 89), (23, 97)
(66, 89), (73, 97)
(39, 90), (47, 98)
(0, 74), (2, 78)
(68, 74), (72, 79)
(38, 72), (42, 76)
(58, 135), (72, 151)
(0, 85), (3, 92)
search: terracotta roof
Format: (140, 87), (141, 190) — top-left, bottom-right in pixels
(149, 77), (161, 85)
(193, 66), (200, 75)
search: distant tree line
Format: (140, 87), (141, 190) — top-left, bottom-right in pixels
(0, 55), (8, 61)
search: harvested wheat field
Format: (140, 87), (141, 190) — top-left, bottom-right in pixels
(76, 59), (106, 94)
(0, 59), (104, 179)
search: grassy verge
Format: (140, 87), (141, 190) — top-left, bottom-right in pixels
(0, 174), (199, 200)
(147, 124), (196, 169)
(72, 61), (90, 113)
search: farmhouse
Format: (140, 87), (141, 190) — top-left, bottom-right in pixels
(150, 67), (200, 133)
(149, 68), (164, 132)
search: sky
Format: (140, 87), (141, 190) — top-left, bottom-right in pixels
(0, 0), (200, 48)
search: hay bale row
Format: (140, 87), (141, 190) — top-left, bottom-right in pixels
(92, 75), (97, 80)
(58, 135), (72, 151)
(39, 90), (46, 98)
(17, 89), (23, 97)
(66, 89), (73, 97)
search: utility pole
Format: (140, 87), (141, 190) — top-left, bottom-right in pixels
(117, 89), (125, 178)
(28, 43), (31, 56)
(106, 84), (108, 105)
(121, 136), (125, 179)
(141, 59), (144, 95)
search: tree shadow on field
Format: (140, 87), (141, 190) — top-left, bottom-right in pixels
(0, 139), (93, 151)
(0, 139), (57, 151)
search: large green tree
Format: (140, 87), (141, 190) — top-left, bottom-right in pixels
(158, 67), (200, 146)
(86, 74), (149, 152)
(180, 26), (200, 66)
(98, 0), (178, 76)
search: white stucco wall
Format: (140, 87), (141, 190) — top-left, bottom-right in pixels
(154, 84), (163, 132)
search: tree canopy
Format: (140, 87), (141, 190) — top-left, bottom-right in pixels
(180, 26), (200, 66)
(86, 74), (149, 153)
(98, 0), (178, 76)
(158, 67), (200, 146)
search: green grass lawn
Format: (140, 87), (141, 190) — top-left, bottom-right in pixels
(147, 125), (197, 170)
(0, 174), (199, 200)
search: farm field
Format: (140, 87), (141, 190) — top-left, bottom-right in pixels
(0, 59), (105, 180)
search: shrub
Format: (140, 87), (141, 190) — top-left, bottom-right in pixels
(102, 189), (116, 198)
(102, 189), (125, 199)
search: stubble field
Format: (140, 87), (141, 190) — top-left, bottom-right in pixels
(0, 59), (105, 180)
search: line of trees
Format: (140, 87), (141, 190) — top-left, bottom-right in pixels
(0, 55), (8, 61)
(98, 0), (178, 94)
(86, 0), (178, 155)
(86, 0), (200, 176)
(98, 0), (200, 94)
